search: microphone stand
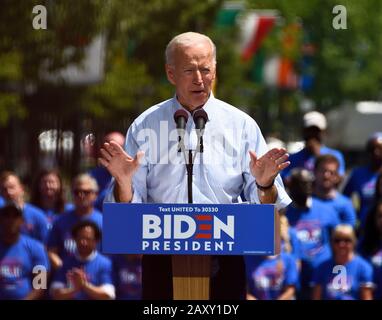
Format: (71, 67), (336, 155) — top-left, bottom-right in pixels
(173, 119), (209, 300)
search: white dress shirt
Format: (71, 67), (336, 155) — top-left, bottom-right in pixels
(105, 93), (291, 209)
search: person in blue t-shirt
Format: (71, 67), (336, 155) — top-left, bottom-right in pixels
(31, 169), (73, 230)
(89, 131), (125, 212)
(313, 155), (356, 227)
(281, 111), (345, 181)
(312, 224), (373, 300)
(0, 204), (50, 300)
(285, 168), (340, 299)
(245, 253), (298, 300)
(47, 173), (102, 270)
(359, 199), (382, 299)
(0, 171), (49, 243)
(112, 254), (142, 300)
(50, 220), (115, 300)
(343, 132), (382, 225)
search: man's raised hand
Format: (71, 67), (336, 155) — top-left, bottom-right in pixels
(249, 148), (290, 187)
(98, 140), (144, 184)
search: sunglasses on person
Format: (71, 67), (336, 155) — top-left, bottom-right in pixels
(73, 189), (95, 196)
(333, 238), (353, 244)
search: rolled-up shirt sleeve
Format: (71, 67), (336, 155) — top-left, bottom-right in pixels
(241, 117), (292, 210)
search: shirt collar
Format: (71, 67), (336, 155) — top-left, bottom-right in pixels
(172, 92), (215, 121)
(75, 250), (97, 262)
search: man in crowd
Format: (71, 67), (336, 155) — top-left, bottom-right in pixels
(0, 171), (49, 243)
(89, 131), (125, 212)
(313, 155), (356, 227)
(50, 220), (114, 300)
(0, 204), (50, 299)
(47, 173), (102, 270)
(281, 111), (345, 181)
(343, 132), (382, 225)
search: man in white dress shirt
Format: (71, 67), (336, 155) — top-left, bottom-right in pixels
(100, 32), (291, 299)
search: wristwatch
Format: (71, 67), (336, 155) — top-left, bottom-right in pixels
(255, 180), (275, 190)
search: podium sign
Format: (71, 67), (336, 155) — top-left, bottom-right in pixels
(103, 203), (280, 256)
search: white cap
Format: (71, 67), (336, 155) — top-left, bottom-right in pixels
(303, 111), (327, 130)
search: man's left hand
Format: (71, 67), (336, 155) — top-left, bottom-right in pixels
(249, 148), (290, 187)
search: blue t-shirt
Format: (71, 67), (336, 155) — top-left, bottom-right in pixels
(21, 203), (49, 244)
(312, 255), (373, 300)
(286, 198), (340, 288)
(40, 203), (75, 230)
(112, 255), (142, 300)
(313, 193), (357, 227)
(0, 202), (49, 243)
(343, 166), (379, 224)
(52, 252), (113, 300)
(281, 145), (345, 179)
(0, 235), (50, 299)
(0, 196), (4, 207)
(47, 209), (103, 260)
(245, 253), (299, 300)
(366, 248), (382, 299)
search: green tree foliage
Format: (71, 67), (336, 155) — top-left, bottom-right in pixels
(248, 0), (382, 110)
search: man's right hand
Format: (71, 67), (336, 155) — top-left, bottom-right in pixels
(98, 141), (144, 202)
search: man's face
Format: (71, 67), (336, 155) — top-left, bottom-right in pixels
(75, 226), (97, 257)
(165, 41), (216, 111)
(0, 175), (24, 203)
(368, 138), (382, 164)
(289, 171), (313, 205)
(0, 213), (23, 236)
(314, 161), (340, 190)
(303, 126), (322, 142)
(40, 173), (61, 198)
(72, 181), (97, 211)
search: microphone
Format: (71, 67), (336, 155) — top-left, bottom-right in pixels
(174, 109), (189, 152)
(192, 109), (208, 153)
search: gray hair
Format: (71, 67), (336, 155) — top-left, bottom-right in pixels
(72, 173), (99, 193)
(165, 32), (216, 65)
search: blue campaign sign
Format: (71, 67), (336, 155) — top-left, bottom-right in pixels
(103, 203), (279, 256)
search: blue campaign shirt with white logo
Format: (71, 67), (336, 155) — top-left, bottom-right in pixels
(0, 235), (50, 299)
(281, 145), (346, 179)
(105, 93), (291, 210)
(286, 198), (340, 265)
(367, 247), (382, 299)
(313, 193), (357, 227)
(286, 198), (340, 288)
(312, 255), (373, 300)
(47, 209), (103, 260)
(343, 166), (379, 224)
(52, 252), (114, 300)
(245, 253), (299, 300)
(112, 255), (142, 300)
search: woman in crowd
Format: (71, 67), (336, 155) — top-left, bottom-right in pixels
(312, 224), (374, 300)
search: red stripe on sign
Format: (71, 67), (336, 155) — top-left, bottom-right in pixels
(199, 224), (212, 231)
(195, 215), (212, 221)
(195, 233), (212, 239)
